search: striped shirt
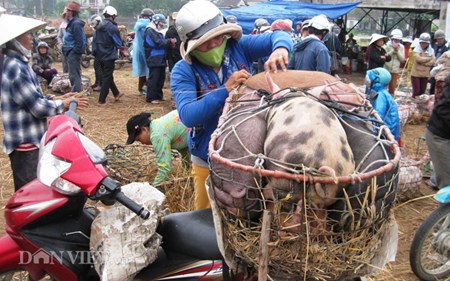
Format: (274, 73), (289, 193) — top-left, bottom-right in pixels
(1, 49), (64, 154)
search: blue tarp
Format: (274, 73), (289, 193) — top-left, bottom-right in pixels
(221, 1), (360, 34)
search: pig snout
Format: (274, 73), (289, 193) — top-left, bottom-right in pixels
(210, 104), (267, 220)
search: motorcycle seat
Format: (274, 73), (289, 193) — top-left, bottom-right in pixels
(157, 208), (222, 260)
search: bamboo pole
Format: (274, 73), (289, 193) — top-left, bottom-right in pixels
(258, 210), (272, 281)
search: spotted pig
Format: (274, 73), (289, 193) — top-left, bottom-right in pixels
(263, 95), (355, 233)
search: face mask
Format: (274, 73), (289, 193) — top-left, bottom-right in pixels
(11, 38), (32, 58)
(191, 38), (227, 68)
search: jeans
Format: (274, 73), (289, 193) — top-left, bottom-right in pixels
(9, 149), (39, 191)
(67, 51), (82, 92)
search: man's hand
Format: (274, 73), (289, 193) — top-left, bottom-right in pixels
(63, 96), (89, 110)
(264, 47), (289, 73)
(225, 69), (251, 92)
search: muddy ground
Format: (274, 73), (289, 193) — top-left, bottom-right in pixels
(0, 63), (440, 280)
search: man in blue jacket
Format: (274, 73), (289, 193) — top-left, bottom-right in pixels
(62, 1), (86, 92)
(288, 15), (331, 73)
(144, 14), (174, 104)
(95, 6), (124, 106)
(171, 1), (293, 210)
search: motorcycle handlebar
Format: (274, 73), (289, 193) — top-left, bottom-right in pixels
(64, 99), (81, 125)
(115, 191), (150, 219)
(94, 177), (150, 220)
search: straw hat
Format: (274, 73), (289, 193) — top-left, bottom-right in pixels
(369, 33), (388, 45)
(0, 13), (46, 46)
(180, 24), (242, 64)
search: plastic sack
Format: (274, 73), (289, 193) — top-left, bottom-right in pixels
(90, 182), (166, 281)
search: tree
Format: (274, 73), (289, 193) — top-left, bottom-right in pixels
(109, 0), (188, 17)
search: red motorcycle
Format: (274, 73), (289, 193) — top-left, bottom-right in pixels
(0, 101), (234, 281)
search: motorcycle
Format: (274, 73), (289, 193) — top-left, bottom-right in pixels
(81, 32), (133, 70)
(410, 185), (450, 281)
(81, 47), (131, 70)
(0, 101), (237, 281)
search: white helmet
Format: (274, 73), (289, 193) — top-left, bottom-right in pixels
(390, 29), (403, 40)
(89, 14), (102, 28)
(176, 0), (224, 43)
(103, 6), (117, 17)
(254, 18), (269, 29)
(308, 15), (330, 31)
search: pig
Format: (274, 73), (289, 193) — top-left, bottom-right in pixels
(210, 74), (283, 221)
(240, 70), (365, 111)
(210, 73), (300, 220)
(263, 92), (355, 234)
(327, 114), (399, 232)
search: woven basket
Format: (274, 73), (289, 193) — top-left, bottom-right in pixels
(104, 144), (194, 212)
(208, 92), (401, 280)
(396, 157), (423, 202)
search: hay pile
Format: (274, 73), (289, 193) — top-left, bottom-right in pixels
(104, 144), (194, 212)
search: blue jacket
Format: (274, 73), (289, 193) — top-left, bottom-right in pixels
(132, 18), (150, 77)
(287, 36), (331, 73)
(93, 18), (122, 61)
(171, 31), (293, 162)
(370, 84), (401, 140)
(62, 16), (86, 55)
(144, 26), (170, 67)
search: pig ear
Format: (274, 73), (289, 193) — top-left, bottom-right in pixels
(265, 72), (281, 94)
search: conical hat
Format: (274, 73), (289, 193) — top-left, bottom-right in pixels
(0, 13), (46, 46)
(369, 33), (388, 46)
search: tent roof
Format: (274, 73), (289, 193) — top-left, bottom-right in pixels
(221, 1), (360, 34)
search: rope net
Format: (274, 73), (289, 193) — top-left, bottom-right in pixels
(208, 89), (401, 280)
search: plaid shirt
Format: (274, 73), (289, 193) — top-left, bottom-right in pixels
(1, 49), (64, 154)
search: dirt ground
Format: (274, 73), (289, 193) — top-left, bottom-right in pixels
(0, 63), (441, 280)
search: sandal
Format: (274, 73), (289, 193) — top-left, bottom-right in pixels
(114, 93), (124, 102)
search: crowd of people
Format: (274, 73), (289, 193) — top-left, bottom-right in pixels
(1, 1), (449, 206)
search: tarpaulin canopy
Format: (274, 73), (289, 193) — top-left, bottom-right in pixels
(221, 1), (361, 34)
